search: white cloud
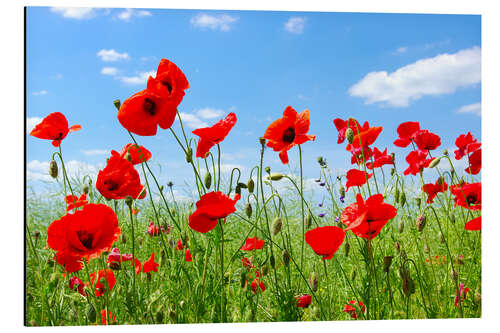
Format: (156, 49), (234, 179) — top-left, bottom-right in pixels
(348, 46), (481, 107)
(395, 46), (408, 54)
(26, 117), (43, 133)
(116, 8), (152, 21)
(97, 49), (130, 62)
(456, 102), (481, 116)
(284, 17), (306, 34)
(195, 107), (225, 119)
(51, 73), (63, 80)
(32, 90), (47, 96)
(27, 160), (103, 182)
(50, 7), (98, 20)
(101, 67), (119, 76)
(190, 13), (237, 32)
(220, 164), (245, 174)
(118, 70), (155, 85)
(179, 112), (208, 129)
(81, 149), (110, 156)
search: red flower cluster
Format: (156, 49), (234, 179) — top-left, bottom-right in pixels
(90, 269), (116, 297)
(68, 276), (85, 296)
(344, 300), (365, 319)
(188, 191), (240, 233)
(96, 154), (146, 200)
(192, 113), (237, 158)
(65, 193), (88, 211)
(117, 59), (189, 136)
(147, 221), (170, 236)
(241, 237), (265, 251)
(455, 132), (481, 175)
(296, 294), (312, 308)
(345, 169), (372, 192)
(451, 182), (481, 211)
(366, 147), (394, 169)
(29, 112), (81, 147)
(422, 179), (448, 204)
(305, 226), (345, 260)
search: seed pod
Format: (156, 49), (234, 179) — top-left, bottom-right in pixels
(204, 172), (212, 189)
(429, 157), (441, 168)
(269, 254), (276, 269)
(259, 137), (266, 147)
(339, 185), (345, 198)
(282, 249), (290, 267)
(82, 184), (89, 194)
(86, 303), (96, 323)
(345, 128), (354, 144)
(344, 242), (350, 257)
(394, 241), (401, 253)
(245, 203), (252, 218)
(113, 99), (121, 110)
(49, 160), (58, 179)
(399, 191), (406, 207)
(402, 275), (415, 297)
(305, 214), (313, 229)
(416, 214), (426, 232)
(269, 173), (284, 181)
(125, 195), (133, 208)
(398, 219), (405, 233)
(185, 147), (193, 163)
(272, 217), (283, 235)
(247, 178), (255, 193)
(308, 272), (318, 292)
(383, 256), (393, 273)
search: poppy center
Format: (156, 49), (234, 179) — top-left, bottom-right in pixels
(103, 179), (119, 192)
(142, 98), (156, 116)
(76, 230), (94, 249)
(162, 80), (173, 94)
(282, 127), (296, 143)
(466, 193), (477, 205)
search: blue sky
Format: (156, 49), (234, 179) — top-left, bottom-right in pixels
(26, 7), (481, 197)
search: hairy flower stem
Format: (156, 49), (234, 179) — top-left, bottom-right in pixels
(53, 147), (77, 209)
(299, 146), (306, 272)
(127, 204), (137, 305)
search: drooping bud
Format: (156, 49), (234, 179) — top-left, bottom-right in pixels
(351, 269), (357, 281)
(247, 178), (255, 193)
(204, 172), (212, 189)
(383, 256), (393, 273)
(269, 254), (276, 269)
(308, 272), (318, 292)
(49, 160), (58, 179)
(339, 184), (345, 198)
(113, 99), (121, 110)
(262, 264), (269, 276)
(185, 147), (193, 163)
(124, 152), (132, 162)
(282, 249), (290, 266)
(402, 274), (415, 297)
(398, 219), (405, 233)
(265, 166), (271, 174)
(238, 182), (248, 189)
(416, 214), (426, 232)
(429, 157), (441, 168)
(86, 303), (97, 323)
(345, 128), (354, 144)
(395, 241), (401, 253)
(82, 184), (89, 194)
(399, 191), (406, 207)
(443, 149), (448, 156)
(305, 213), (313, 229)
(245, 203), (252, 218)
(269, 173), (284, 181)
(344, 242), (350, 257)
(32, 230), (41, 240)
(272, 217), (283, 235)
(235, 184), (241, 195)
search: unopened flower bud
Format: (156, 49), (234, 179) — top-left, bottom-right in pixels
(245, 203), (252, 218)
(235, 184), (241, 195)
(82, 184), (89, 194)
(399, 191), (406, 207)
(282, 249), (290, 266)
(265, 166), (271, 174)
(317, 156), (324, 165)
(398, 219), (405, 233)
(339, 185), (345, 198)
(113, 99), (121, 110)
(391, 152), (396, 162)
(429, 157), (441, 168)
(308, 272), (318, 292)
(394, 188), (400, 204)
(121, 233), (127, 244)
(247, 178), (255, 193)
(345, 128), (354, 144)
(49, 160), (58, 179)
(443, 149), (448, 156)
(240, 270), (247, 288)
(395, 241), (401, 253)
(351, 269), (357, 281)
(402, 275), (415, 297)
(32, 230), (41, 240)
(269, 173), (284, 181)
(270, 254), (276, 269)
(262, 264), (269, 276)
(390, 168), (396, 176)
(344, 242), (350, 257)
(185, 147), (193, 163)
(384, 256), (393, 273)
(137, 236), (143, 246)
(416, 214), (426, 232)
(124, 152), (132, 162)
(204, 172), (212, 189)
(86, 303), (96, 323)
(449, 212), (456, 224)
(459, 178), (465, 186)
(452, 269), (458, 282)
(272, 217), (283, 235)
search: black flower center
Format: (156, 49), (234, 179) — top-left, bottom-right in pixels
(162, 80), (173, 94)
(282, 127), (295, 143)
(77, 230), (94, 249)
(103, 179), (119, 191)
(466, 193), (477, 205)
(142, 98), (156, 116)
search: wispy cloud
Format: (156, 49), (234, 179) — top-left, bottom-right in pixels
(97, 49), (130, 62)
(27, 159), (103, 182)
(179, 112), (208, 129)
(394, 46), (408, 54)
(26, 117), (43, 133)
(116, 8), (152, 22)
(32, 90), (48, 96)
(118, 70), (155, 85)
(190, 13), (238, 32)
(348, 46), (481, 107)
(81, 149), (110, 156)
(195, 107), (225, 119)
(101, 67), (119, 76)
(284, 17), (306, 34)
(179, 107), (229, 129)
(51, 73), (63, 80)
(456, 102), (481, 116)
(50, 7), (99, 20)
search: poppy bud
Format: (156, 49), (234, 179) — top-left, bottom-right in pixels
(123, 152), (132, 163)
(450, 164), (455, 175)
(394, 187), (400, 204)
(449, 212), (456, 224)
(269, 173), (284, 181)
(265, 166), (271, 174)
(402, 275), (415, 297)
(415, 197), (421, 209)
(395, 241), (401, 253)
(416, 214), (426, 232)
(390, 168), (396, 176)
(458, 178), (465, 186)
(137, 236), (143, 246)
(185, 147), (193, 163)
(259, 137), (266, 147)
(317, 156), (324, 165)
(32, 230), (41, 240)
(245, 203), (252, 218)
(305, 213), (313, 229)
(383, 256), (393, 273)
(235, 184), (241, 195)
(391, 152), (396, 162)
(262, 264), (269, 276)
(344, 242), (350, 257)
(439, 232), (445, 243)
(270, 254), (276, 269)
(168, 309), (177, 321)
(86, 303), (96, 323)
(171, 208), (176, 217)
(121, 233), (127, 244)
(155, 308), (164, 323)
(351, 269), (357, 281)
(429, 157), (441, 168)
(247, 178), (255, 193)
(204, 172), (212, 189)
(238, 182), (248, 189)
(399, 191), (406, 207)
(345, 128), (354, 144)
(125, 195), (133, 208)
(109, 261), (121, 270)
(282, 249), (290, 266)
(308, 272), (318, 292)
(113, 99), (121, 110)
(339, 185), (345, 198)
(49, 160), (58, 179)
(443, 149), (448, 156)
(452, 269), (458, 282)
(272, 217), (283, 235)
(159, 185), (164, 192)
(398, 219), (405, 233)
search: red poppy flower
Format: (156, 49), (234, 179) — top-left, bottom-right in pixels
(413, 129), (441, 151)
(55, 252), (83, 273)
(242, 257), (254, 269)
(176, 239), (184, 250)
(333, 118), (363, 144)
(107, 248), (132, 264)
(345, 169), (373, 192)
(65, 193), (88, 211)
(241, 237), (265, 251)
(147, 58), (190, 108)
(465, 216), (481, 231)
(113, 143), (152, 165)
(147, 221), (170, 236)
(68, 276), (85, 296)
(451, 182), (481, 210)
(192, 112), (237, 158)
(465, 149), (481, 175)
(142, 253), (159, 273)
(305, 226), (345, 260)
(296, 294), (312, 308)
(393, 121), (420, 148)
(185, 248), (193, 262)
(454, 132), (481, 160)
(47, 203), (121, 260)
(341, 194), (397, 240)
(188, 191), (240, 233)
(403, 150), (434, 176)
(347, 125), (383, 150)
(131, 258), (142, 275)
(344, 300), (365, 319)
(349, 146), (372, 165)
(90, 269), (116, 297)
(96, 154), (146, 200)
(250, 279), (266, 294)
(366, 147), (393, 169)
(264, 106), (316, 164)
(101, 310), (116, 325)
(422, 179), (449, 204)
(454, 282), (470, 306)
(29, 112), (81, 147)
